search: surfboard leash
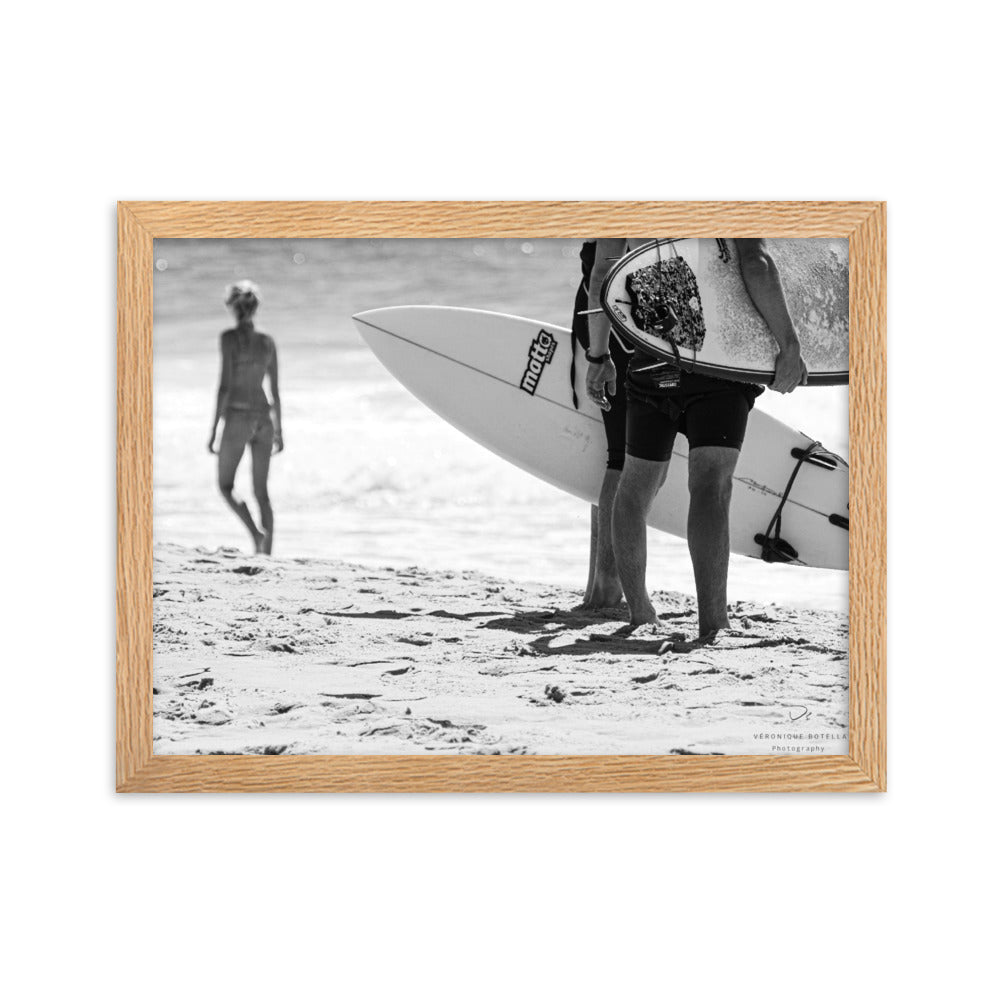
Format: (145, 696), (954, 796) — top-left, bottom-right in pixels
(755, 440), (837, 565)
(570, 277), (584, 409)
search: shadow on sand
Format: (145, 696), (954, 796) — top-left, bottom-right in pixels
(526, 626), (670, 658)
(475, 606), (630, 636)
(319, 608), (501, 623)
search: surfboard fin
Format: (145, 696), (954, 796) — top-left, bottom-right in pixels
(755, 533), (800, 564)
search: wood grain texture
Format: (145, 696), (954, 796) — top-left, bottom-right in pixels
(120, 754), (878, 793)
(123, 201), (875, 239)
(117, 205), (154, 788)
(847, 205), (888, 790)
(116, 201), (887, 793)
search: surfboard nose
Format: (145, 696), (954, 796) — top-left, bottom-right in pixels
(352, 307), (418, 341)
(353, 306), (399, 324)
(353, 305), (445, 333)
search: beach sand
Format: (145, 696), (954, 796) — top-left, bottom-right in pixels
(153, 543), (849, 756)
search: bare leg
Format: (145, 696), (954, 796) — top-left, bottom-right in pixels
(250, 423), (274, 555)
(612, 455), (669, 626)
(687, 446), (739, 636)
(217, 418), (263, 552)
(583, 504), (599, 602)
(583, 469), (623, 608)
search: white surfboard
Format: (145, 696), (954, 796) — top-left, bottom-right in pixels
(602, 238), (849, 385)
(352, 306), (849, 570)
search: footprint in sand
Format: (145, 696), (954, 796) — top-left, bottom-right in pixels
(180, 676), (214, 690)
(632, 671), (660, 684)
(195, 706), (232, 725)
(658, 629), (747, 655)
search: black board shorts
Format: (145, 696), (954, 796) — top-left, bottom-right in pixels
(625, 355), (762, 463)
(572, 243), (632, 471)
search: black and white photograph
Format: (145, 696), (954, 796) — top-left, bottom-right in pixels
(17, 0), (1000, 989)
(152, 235), (850, 756)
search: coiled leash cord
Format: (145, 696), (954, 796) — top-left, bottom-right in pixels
(755, 441), (847, 564)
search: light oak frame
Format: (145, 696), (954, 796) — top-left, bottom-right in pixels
(117, 201), (886, 792)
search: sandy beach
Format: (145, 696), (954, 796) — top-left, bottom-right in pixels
(152, 239), (851, 757)
(153, 543), (849, 756)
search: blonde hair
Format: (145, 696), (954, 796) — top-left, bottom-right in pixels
(224, 279), (261, 308)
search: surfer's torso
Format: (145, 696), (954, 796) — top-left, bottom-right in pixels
(223, 328), (274, 412)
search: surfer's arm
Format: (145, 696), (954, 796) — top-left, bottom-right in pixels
(267, 339), (283, 453)
(584, 239), (626, 411)
(209, 333), (232, 453)
(734, 239), (808, 393)
(586, 239), (626, 356)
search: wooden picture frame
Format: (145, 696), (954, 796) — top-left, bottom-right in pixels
(118, 201), (885, 792)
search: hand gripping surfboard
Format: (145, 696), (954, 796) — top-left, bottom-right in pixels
(600, 239), (849, 386)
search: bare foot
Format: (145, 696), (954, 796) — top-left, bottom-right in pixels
(260, 531), (273, 556)
(582, 578), (624, 610)
(628, 604), (661, 627)
(252, 530), (266, 554)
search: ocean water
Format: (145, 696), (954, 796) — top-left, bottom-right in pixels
(153, 238), (849, 612)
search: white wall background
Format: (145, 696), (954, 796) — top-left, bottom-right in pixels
(5, 2), (995, 997)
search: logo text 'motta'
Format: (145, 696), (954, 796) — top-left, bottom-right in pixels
(519, 330), (557, 395)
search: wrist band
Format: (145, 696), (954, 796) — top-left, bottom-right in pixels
(585, 351), (611, 364)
